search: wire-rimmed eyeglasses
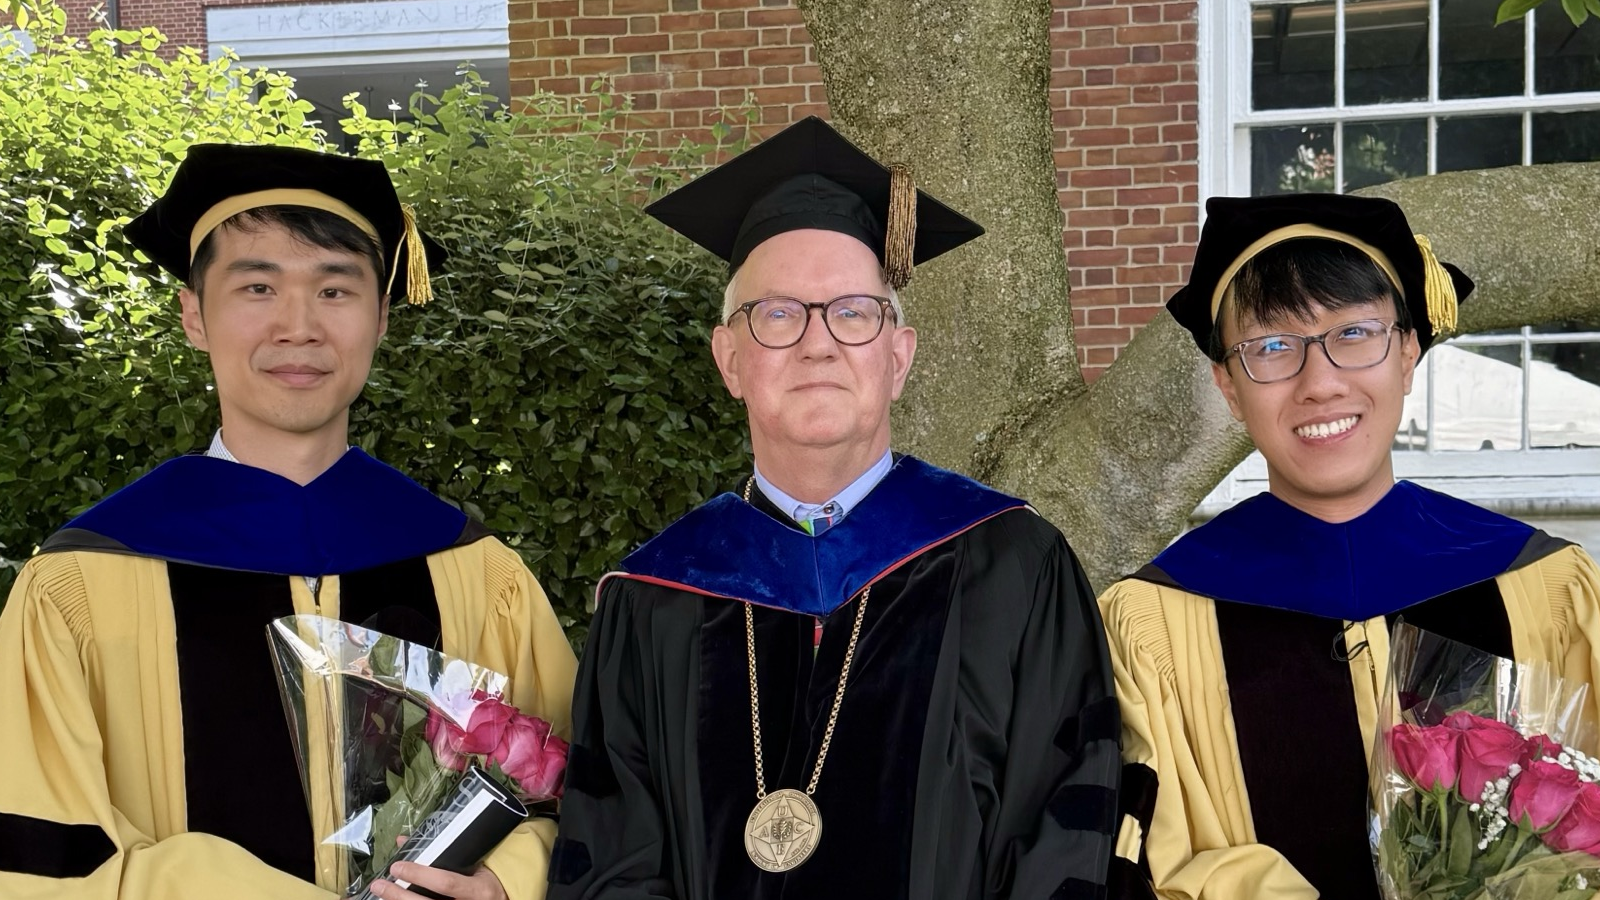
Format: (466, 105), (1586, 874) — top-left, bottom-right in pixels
(1227, 319), (1404, 384)
(726, 294), (895, 350)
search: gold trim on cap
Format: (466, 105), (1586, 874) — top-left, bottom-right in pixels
(187, 189), (380, 260)
(1208, 223), (1404, 323)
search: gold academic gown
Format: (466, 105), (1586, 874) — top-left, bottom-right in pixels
(0, 537), (576, 900)
(1100, 543), (1600, 900)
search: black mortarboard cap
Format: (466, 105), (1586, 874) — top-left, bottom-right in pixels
(644, 117), (984, 286)
(1167, 193), (1474, 354)
(125, 144), (446, 304)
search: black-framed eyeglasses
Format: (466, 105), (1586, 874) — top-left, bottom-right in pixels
(727, 294), (895, 350)
(1227, 318), (1404, 384)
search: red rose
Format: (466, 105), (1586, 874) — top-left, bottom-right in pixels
(1445, 712), (1530, 803)
(491, 712), (569, 800)
(1509, 759), (1584, 831)
(456, 692), (518, 755)
(1545, 781), (1600, 856)
(1388, 724), (1461, 792)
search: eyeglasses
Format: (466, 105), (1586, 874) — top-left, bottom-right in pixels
(727, 294), (895, 350)
(1227, 318), (1403, 384)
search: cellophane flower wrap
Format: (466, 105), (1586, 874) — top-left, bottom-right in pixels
(1372, 622), (1600, 899)
(268, 614), (568, 897)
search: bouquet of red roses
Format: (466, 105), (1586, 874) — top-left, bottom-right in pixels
(268, 615), (568, 898)
(1372, 622), (1599, 899)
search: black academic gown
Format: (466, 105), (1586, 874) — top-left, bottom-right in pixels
(549, 456), (1120, 900)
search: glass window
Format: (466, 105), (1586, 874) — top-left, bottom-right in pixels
(1251, 124), (1337, 194)
(1346, 0), (1429, 105)
(1439, 0), (1524, 99)
(1252, 2), (1337, 110)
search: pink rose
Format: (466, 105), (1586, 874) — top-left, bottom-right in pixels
(425, 710), (470, 772)
(1445, 712), (1530, 803)
(1389, 724), (1461, 792)
(1509, 760), (1584, 831)
(1545, 782), (1600, 856)
(491, 713), (570, 800)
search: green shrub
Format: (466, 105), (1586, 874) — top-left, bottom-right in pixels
(0, 5), (750, 642)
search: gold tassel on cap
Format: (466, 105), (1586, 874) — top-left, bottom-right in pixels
(394, 202), (434, 306)
(884, 164), (917, 290)
(1414, 234), (1457, 336)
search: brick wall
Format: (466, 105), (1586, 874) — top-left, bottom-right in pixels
(509, 0), (1200, 381)
(507, 0), (826, 150)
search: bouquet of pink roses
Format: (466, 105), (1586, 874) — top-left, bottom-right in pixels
(268, 615), (568, 899)
(1372, 622), (1599, 899)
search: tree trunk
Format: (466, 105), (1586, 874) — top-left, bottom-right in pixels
(800, 0), (1600, 592)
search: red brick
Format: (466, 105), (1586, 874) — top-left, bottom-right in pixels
(718, 10), (746, 27)
(1163, 243), (1197, 265)
(660, 11), (716, 30)
(582, 0), (609, 13)
(703, 67), (760, 86)
(615, 34), (670, 53)
(1164, 1), (1198, 22)
(749, 46), (806, 65)
(1086, 347), (1117, 365)
(671, 71), (700, 87)
(1068, 248), (1130, 267)
(615, 72), (670, 91)
(807, 84), (828, 102)
(510, 20), (550, 41)
(537, 38), (581, 56)
(572, 17), (628, 35)
(1164, 41), (1197, 62)
(1086, 307), (1117, 326)
(672, 109), (703, 126)
(1117, 24), (1181, 44)
(1163, 204), (1200, 224)
(583, 37), (611, 53)
(662, 88), (718, 108)
(658, 50), (716, 69)
(538, 0), (579, 16)
(1070, 87), (1131, 106)
(1117, 265), (1181, 284)
(748, 7), (802, 26)
(1086, 69), (1115, 87)
(538, 77), (583, 94)
(703, 28), (759, 46)
(1068, 207), (1130, 228)
(1119, 226), (1180, 244)
(1072, 127), (1128, 147)
(1085, 108), (1115, 126)
(1130, 207), (1162, 225)
(704, 0), (755, 7)
(612, 0), (667, 11)
(1131, 4), (1162, 24)
(1118, 65), (1180, 85)
(671, 32), (699, 48)
(1116, 145), (1180, 165)
(1131, 246), (1161, 264)
(1084, 27), (1116, 48)
(794, 102), (830, 119)
(1067, 7), (1128, 27)
(761, 27), (788, 45)
(719, 50), (746, 66)
(573, 55), (627, 75)
(1117, 104), (1180, 125)
(1117, 186), (1180, 205)
(631, 16), (657, 32)
(1068, 46), (1129, 67)
(762, 67), (790, 84)
(793, 64), (822, 83)
(1163, 83), (1199, 103)
(1118, 305), (1165, 326)
(753, 85), (806, 104)
(1086, 229), (1114, 246)
(1070, 168), (1133, 188)
(1076, 326), (1133, 346)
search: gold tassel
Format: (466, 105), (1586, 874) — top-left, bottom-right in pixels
(400, 203), (434, 306)
(884, 164), (917, 290)
(1414, 233), (1457, 336)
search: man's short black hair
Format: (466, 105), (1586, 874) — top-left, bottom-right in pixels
(1207, 237), (1412, 362)
(188, 205), (387, 300)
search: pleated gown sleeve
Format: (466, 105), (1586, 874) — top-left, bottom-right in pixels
(437, 539), (578, 900)
(547, 576), (703, 900)
(966, 520), (1122, 899)
(1098, 578), (1317, 900)
(0, 552), (334, 900)
(1498, 544), (1600, 748)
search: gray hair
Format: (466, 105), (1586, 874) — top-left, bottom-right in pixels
(721, 267), (906, 326)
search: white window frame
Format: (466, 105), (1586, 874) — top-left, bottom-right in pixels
(1197, 0), (1600, 510)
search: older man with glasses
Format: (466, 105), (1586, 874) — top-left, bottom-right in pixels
(547, 117), (1120, 900)
(1098, 193), (1600, 900)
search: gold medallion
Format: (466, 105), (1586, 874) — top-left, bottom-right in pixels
(744, 788), (822, 872)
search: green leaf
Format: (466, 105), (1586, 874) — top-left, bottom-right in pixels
(1496, 0), (1546, 23)
(1563, 0), (1590, 24)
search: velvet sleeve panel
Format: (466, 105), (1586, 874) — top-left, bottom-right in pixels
(1097, 578), (1318, 900)
(0, 552), (335, 900)
(547, 577), (705, 900)
(959, 513), (1121, 898)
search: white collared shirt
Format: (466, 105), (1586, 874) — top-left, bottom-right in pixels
(752, 449), (894, 530)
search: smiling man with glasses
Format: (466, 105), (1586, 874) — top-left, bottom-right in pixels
(547, 117), (1120, 900)
(1098, 194), (1600, 900)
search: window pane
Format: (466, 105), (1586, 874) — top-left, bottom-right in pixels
(1436, 115), (1522, 173)
(1416, 343), (1525, 451)
(1253, 2), (1336, 110)
(1440, 0), (1525, 99)
(1345, 0), (1429, 105)
(1536, 5), (1600, 94)
(1342, 119), (1427, 191)
(1532, 109), (1600, 163)
(1251, 124), (1336, 195)
(1531, 341), (1600, 448)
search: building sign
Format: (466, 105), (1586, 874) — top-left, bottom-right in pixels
(238, 2), (503, 40)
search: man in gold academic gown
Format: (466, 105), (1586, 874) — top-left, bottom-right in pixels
(0, 145), (576, 900)
(1100, 193), (1600, 899)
